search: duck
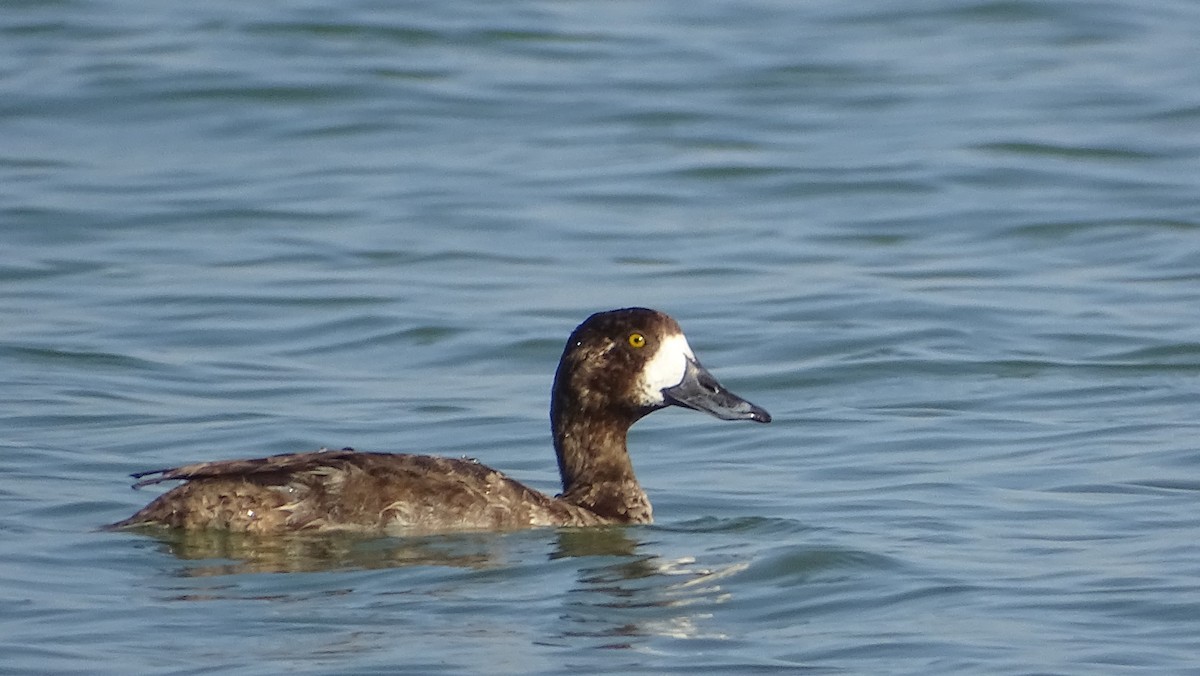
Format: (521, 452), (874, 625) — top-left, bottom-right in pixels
(108, 308), (771, 535)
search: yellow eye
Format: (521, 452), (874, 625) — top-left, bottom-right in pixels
(628, 332), (646, 348)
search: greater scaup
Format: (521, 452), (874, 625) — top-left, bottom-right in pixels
(108, 308), (770, 534)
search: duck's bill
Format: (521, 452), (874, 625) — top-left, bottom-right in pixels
(663, 358), (771, 423)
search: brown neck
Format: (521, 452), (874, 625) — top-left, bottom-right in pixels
(551, 399), (652, 523)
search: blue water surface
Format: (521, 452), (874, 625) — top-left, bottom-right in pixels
(2, 1), (1199, 674)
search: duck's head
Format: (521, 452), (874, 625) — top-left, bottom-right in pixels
(552, 308), (771, 425)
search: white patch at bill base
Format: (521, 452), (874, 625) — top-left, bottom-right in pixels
(635, 332), (695, 405)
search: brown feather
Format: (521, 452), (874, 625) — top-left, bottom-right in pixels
(110, 449), (610, 535)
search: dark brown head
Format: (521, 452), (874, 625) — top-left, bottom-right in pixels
(551, 308), (771, 428)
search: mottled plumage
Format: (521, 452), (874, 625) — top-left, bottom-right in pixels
(109, 308), (770, 535)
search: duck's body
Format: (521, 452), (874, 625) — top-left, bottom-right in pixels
(110, 308), (770, 535)
(118, 450), (612, 534)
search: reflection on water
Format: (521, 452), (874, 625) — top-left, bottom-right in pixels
(136, 525), (648, 576)
(144, 529), (488, 575)
(134, 522), (758, 644)
(553, 526), (641, 559)
(558, 552), (755, 646)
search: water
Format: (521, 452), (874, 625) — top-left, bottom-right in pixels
(3, 0), (1199, 673)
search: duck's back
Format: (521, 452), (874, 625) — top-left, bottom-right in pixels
(111, 450), (608, 534)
